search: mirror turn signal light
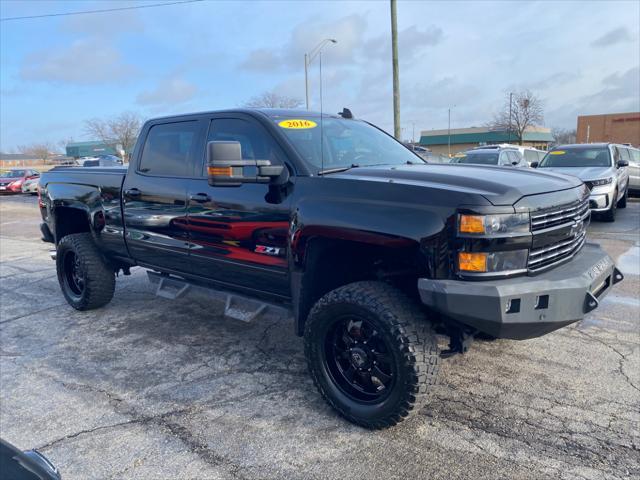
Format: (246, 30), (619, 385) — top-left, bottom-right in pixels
(208, 166), (233, 176)
(458, 252), (487, 272)
(459, 214), (484, 233)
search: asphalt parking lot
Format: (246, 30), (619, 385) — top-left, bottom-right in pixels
(1, 194), (638, 480)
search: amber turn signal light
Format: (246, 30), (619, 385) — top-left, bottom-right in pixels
(459, 214), (484, 234)
(208, 166), (233, 176)
(458, 252), (487, 272)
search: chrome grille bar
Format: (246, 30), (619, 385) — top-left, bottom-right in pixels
(531, 199), (590, 230)
(528, 231), (586, 270)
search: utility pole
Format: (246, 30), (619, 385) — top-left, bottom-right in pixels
(390, 0), (400, 139)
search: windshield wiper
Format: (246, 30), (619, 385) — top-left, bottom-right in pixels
(317, 164), (361, 176)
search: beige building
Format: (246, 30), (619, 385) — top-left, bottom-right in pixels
(419, 126), (552, 156)
(576, 112), (640, 147)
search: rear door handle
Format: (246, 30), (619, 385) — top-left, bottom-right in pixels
(125, 188), (141, 197)
(189, 193), (211, 203)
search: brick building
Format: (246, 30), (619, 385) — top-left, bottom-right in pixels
(576, 112), (640, 147)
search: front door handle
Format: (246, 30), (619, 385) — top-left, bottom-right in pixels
(189, 193), (211, 203)
(125, 188), (141, 197)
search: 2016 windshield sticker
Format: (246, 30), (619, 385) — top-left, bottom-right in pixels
(550, 150), (566, 155)
(278, 119), (317, 129)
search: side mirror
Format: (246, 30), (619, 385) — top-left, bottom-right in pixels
(530, 161), (539, 168)
(511, 161), (518, 166)
(207, 141), (286, 187)
(617, 159), (629, 168)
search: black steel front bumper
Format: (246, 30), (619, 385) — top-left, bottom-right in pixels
(418, 243), (623, 340)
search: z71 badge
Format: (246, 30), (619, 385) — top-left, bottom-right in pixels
(255, 245), (283, 256)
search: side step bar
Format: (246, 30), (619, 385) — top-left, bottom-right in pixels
(147, 271), (291, 323)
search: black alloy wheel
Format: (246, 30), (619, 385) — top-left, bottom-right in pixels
(304, 281), (440, 429)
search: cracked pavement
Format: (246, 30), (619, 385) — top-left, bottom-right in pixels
(1, 194), (639, 480)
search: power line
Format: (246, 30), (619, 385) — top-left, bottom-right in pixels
(0, 0), (204, 22)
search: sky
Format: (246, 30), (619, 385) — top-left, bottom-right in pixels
(0, 0), (639, 151)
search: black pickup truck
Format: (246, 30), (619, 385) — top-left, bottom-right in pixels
(39, 108), (623, 429)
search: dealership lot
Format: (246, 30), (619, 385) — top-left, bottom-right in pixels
(1, 194), (638, 479)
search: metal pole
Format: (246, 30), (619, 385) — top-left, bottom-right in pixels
(390, 0), (401, 139)
(508, 92), (513, 144)
(586, 125), (590, 143)
(304, 53), (309, 110)
(448, 108), (451, 157)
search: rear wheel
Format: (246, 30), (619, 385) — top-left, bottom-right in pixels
(304, 281), (439, 429)
(56, 233), (115, 310)
(602, 189), (617, 222)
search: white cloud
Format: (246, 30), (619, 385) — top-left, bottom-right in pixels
(239, 14), (368, 72)
(591, 27), (633, 48)
(136, 75), (198, 106)
(20, 38), (135, 84)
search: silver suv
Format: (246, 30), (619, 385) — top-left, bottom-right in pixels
(452, 146), (527, 167)
(533, 143), (630, 221)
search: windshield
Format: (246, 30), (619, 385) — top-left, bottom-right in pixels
(452, 152), (499, 165)
(539, 147), (611, 167)
(1, 170), (26, 178)
(273, 117), (423, 171)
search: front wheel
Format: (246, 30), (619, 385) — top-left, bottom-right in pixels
(56, 233), (115, 310)
(304, 281), (439, 429)
(617, 186), (628, 209)
(602, 189), (618, 222)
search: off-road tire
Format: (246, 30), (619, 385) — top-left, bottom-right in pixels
(304, 281), (439, 429)
(617, 186), (628, 209)
(602, 189), (617, 222)
(56, 233), (115, 310)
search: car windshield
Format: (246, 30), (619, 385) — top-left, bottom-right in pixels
(539, 147), (611, 167)
(1, 170), (26, 178)
(452, 152), (499, 165)
(273, 116), (424, 172)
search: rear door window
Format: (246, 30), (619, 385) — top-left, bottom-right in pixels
(139, 121), (203, 177)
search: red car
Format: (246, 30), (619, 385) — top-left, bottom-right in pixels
(0, 169), (40, 194)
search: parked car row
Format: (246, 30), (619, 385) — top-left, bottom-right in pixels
(448, 142), (638, 222)
(0, 156), (126, 196)
(0, 169), (40, 194)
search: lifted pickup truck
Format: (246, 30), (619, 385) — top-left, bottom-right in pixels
(39, 109), (623, 429)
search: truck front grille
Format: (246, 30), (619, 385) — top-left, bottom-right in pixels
(530, 197), (590, 231)
(528, 197), (590, 272)
(528, 229), (587, 271)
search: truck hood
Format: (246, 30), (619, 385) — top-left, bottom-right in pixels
(336, 163), (583, 206)
(535, 166), (613, 181)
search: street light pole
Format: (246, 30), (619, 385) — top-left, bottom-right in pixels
(391, 0), (401, 139)
(304, 53), (309, 110)
(304, 39), (337, 110)
(448, 108), (451, 157)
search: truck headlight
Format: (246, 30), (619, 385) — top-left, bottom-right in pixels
(589, 177), (613, 187)
(458, 250), (528, 273)
(458, 213), (529, 235)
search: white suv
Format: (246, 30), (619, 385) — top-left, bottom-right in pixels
(534, 143), (630, 222)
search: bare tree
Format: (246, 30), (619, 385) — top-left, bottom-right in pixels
(490, 90), (544, 145)
(57, 137), (75, 154)
(17, 143), (55, 163)
(84, 111), (141, 159)
(551, 127), (576, 146)
(243, 91), (303, 109)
